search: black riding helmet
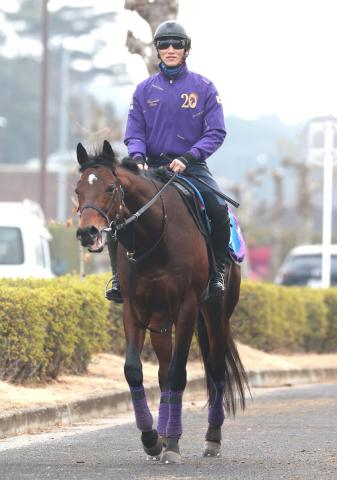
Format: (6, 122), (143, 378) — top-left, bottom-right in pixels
(153, 21), (191, 51)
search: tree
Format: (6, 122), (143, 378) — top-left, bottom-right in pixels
(0, 1), (121, 164)
(125, 0), (179, 74)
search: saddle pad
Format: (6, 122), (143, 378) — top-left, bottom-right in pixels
(228, 207), (245, 263)
(175, 174), (245, 263)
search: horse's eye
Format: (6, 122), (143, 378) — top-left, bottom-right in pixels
(75, 188), (79, 195)
(106, 184), (115, 193)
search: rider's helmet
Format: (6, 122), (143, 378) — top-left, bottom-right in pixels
(153, 21), (191, 51)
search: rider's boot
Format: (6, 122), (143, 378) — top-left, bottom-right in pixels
(209, 205), (231, 297)
(105, 234), (123, 303)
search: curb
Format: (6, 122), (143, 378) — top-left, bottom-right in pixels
(1, 368), (337, 439)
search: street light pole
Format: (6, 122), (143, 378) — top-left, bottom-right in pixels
(321, 120), (334, 288)
(39, 0), (49, 211)
(57, 46), (70, 223)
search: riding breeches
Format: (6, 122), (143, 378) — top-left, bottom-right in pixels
(184, 164), (230, 251)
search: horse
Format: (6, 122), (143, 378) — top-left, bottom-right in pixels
(75, 140), (249, 464)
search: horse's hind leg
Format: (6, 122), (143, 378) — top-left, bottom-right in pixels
(200, 264), (246, 457)
(123, 304), (162, 459)
(161, 296), (198, 464)
(150, 327), (172, 447)
(199, 298), (226, 457)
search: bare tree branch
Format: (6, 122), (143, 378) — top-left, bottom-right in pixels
(124, 0), (179, 74)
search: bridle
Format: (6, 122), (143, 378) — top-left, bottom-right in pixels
(78, 163), (177, 262)
(79, 178), (125, 228)
(78, 164), (178, 335)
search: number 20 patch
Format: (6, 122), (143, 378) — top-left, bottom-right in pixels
(180, 92), (198, 109)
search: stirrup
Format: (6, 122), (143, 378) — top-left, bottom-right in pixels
(105, 278), (123, 303)
(208, 272), (225, 297)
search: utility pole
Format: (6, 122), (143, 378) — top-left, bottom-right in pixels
(321, 121), (335, 288)
(39, 0), (49, 211)
(307, 116), (337, 288)
(57, 47), (70, 222)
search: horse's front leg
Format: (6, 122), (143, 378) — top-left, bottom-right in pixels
(161, 295), (198, 464)
(123, 303), (163, 459)
(150, 325), (172, 448)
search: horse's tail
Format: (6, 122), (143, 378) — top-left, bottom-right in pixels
(196, 312), (250, 416)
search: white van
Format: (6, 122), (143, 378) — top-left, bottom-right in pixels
(0, 200), (54, 279)
(274, 244), (337, 287)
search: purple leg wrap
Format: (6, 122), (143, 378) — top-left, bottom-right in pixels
(157, 391), (170, 436)
(166, 390), (183, 439)
(208, 382), (225, 427)
(130, 386), (153, 432)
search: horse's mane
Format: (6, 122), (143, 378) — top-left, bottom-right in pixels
(120, 158), (168, 183)
(80, 146), (169, 184)
(120, 157), (141, 174)
(79, 146), (119, 173)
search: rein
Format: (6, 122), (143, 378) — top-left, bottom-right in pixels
(105, 172), (177, 262)
(78, 163), (177, 335)
(111, 173), (177, 335)
(107, 173), (176, 235)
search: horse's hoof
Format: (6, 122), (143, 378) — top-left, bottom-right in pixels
(159, 435), (167, 448)
(142, 432), (163, 458)
(203, 440), (221, 457)
(146, 454), (161, 461)
(161, 450), (182, 464)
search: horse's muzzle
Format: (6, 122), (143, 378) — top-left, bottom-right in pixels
(76, 225), (105, 252)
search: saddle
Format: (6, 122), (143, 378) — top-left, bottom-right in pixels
(152, 168), (245, 264)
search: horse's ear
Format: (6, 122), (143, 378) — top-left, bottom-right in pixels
(102, 140), (114, 159)
(76, 142), (88, 166)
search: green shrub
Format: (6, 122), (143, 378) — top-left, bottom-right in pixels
(1, 274), (337, 385)
(301, 289), (328, 352)
(0, 275), (110, 382)
(231, 281), (330, 353)
(322, 288), (337, 352)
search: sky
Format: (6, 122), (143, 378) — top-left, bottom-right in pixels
(1, 0), (337, 125)
(178, 0), (337, 124)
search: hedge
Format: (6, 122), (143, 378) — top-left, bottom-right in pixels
(232, 281), (334, 353)
(0, 275), (110, 382)
(0, 276), (337, 384)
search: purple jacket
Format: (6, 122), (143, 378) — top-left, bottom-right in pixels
(124, 64), (226, 164)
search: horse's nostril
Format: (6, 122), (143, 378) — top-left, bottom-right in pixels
(76, 226), (99, 246)
(89, 226), (99, 236)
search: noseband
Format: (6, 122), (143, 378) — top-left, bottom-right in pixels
(78, 163), (125, 228)
(80, 184), (124, 228)
(77, 162), (177, 262)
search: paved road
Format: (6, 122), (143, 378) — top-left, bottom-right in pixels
(0, 383), (336, 479)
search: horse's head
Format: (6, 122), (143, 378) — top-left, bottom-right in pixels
(75, 140), (122, 252)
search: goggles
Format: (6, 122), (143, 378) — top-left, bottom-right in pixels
(155, 38), (187, 50)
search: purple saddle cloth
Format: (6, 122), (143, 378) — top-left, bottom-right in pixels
(228, 207), (245, 263)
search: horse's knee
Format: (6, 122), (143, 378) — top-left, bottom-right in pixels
(124, 361), (143, 386)
(124, 345), (143, 387)
(158, 372), (169, 391)
(168, 362), (187, 391)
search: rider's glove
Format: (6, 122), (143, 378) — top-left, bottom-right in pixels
(176, 152), (197, 169)
(132, 153), (147, 166)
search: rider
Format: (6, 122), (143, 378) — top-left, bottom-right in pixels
(106, 20), (231, 303)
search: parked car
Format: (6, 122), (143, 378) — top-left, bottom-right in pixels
(0, 200), (54, 279)
(274, 244), (337, 287)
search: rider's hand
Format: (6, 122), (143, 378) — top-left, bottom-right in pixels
(169, 158), (187, 173)
(137, 163), (148, 170)
(169, 153), (196, 173)
(133, 154), (148, 170)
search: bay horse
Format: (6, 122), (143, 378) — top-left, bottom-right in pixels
(75, 140), (248, 464)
